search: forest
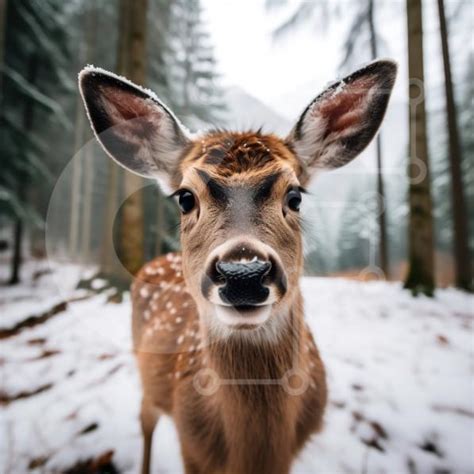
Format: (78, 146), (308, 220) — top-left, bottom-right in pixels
(1, 0), (472, 294)
(0, 0), (473, 473)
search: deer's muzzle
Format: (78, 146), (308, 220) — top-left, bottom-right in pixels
(201, 238), (287, 327)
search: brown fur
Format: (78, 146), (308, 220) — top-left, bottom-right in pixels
(133, 131), (327, 474)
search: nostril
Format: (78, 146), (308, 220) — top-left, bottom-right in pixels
(261, 260), (272, 278)
(213, 260), (226, 284)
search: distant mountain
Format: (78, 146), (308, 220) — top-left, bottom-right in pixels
(221, 86), (292, 136)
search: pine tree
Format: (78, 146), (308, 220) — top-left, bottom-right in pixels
(168, 0), (226, 127)
(1, 0), (72, 283)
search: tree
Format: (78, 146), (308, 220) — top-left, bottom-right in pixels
(436, 0), (472, 291)
(1, 0), (71, 283)
(404, 0), (435, 296)
(459, 55), (474, 258)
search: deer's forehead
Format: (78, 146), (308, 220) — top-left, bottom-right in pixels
(179, 131), (301, 180)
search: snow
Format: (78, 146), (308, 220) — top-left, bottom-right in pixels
(0, 260), (88, 327)
(1, 264), (473, 473)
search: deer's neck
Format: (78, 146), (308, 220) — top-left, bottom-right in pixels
(200, 291), (306, 474)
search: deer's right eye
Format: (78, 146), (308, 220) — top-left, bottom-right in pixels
(286, 188), (302, 212)
(177, 190), (196, 214)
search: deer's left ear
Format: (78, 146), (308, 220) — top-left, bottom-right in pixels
(286, 59), (397, 181)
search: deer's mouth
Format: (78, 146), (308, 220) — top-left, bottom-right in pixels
(214, 304), (272, 329)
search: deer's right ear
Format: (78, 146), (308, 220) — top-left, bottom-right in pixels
(78, 67), (191, 190)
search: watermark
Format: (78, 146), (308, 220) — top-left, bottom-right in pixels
(44, 77), (423, 396)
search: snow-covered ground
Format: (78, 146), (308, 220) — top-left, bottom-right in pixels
(1, 262), (473, 473)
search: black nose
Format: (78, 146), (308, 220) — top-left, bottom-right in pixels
(216, 260), (271, 307)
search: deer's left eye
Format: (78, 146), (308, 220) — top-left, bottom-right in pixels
(176, 190), (196, 214)
(286, 189), (302, 212)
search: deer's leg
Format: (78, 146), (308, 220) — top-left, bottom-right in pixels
(140, 397), (161, 474)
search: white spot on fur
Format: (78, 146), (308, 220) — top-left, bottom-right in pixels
(144, 266), (156, 275)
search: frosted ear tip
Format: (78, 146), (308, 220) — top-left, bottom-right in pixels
(78, 66), (117, 84)
(371, 59), (398, 76)
(78, 67), (97, 87)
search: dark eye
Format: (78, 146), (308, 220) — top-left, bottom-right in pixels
(177, 190), (196, 214)
(286, 189), (302, 212)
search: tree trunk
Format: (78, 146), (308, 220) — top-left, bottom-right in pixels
(437, 0), (472, 291)
(115, 0), (147, 276)
(9, 216), (23, 284)
(404, 0), (435, 296)
(367, 0), (389, 279)
(9, 53), (38, 284)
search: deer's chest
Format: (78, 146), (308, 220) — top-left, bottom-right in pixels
(175, 380), (316, 474)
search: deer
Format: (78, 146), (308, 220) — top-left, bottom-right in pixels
(79, 59), (397, 474)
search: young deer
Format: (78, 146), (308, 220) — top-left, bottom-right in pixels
(79, 59), (396, 474)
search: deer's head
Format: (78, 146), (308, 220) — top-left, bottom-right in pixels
(79, 60), (396, 338)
